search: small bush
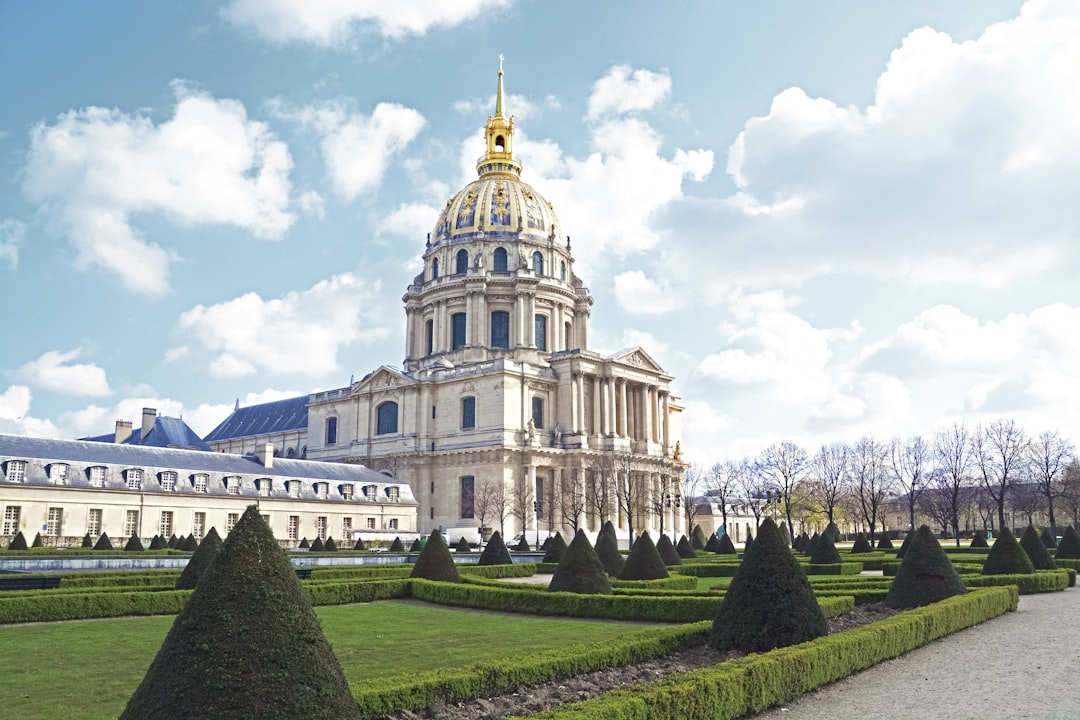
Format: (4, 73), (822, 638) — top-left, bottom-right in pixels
(1056, 526), (1080, 559)
(1019, 524), (1056, 570)
(7, 531), (27, 550)
(877, 535), (894, 550)
(324, 537), (338, 552)
(1040, 527), (1057, 549)
(176, 527), (223, 590)
(691, 525), (708, 550)
(542, 532), (567, 563)
(676, 535), (697, 559)
(548, 529), (612, 594)
(181, 535), (198, 552)
(409, 538), (422, 552)
(970, 530), (989, 548)
(31, 533), (43, 548)
(850, 532), (872, 553)
(704, 533), (723, 553)
(779, 523), (792, 548)
(885, 525), (967, 609)
(410, 530), (461, 583)
(793, 532), (810, 552)
(982, 527), (1035, 575)
(656, 534), (682, 566)
(594, 521), (625, 577)
(514, 536), (531, 551)
(389, 536), (405, 552)
(309, 537), (325, 552)
(455, 536), (472, 553)
(477, 531), (513, 566)
(353, 536), (366, 551)
(124, 534), (144, 552)
(80, 533), (94, 549)
(94, 533), (113, 551)
(298, 537), (310, 549)
(149, 535), (168, 550)
(804, 532), (819, 557)
(810, 528), (842, 565)
(167, 534), (179, 549)
(619, 532), (669, 581)
(715, 533), (736, 555)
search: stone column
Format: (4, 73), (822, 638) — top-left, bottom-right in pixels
(644, 385), (654, 443)
(592, 375), (601, 436)
(618, 380), (628, 438)
(575, 372), (586, 434)
(661, 392), (670, 452)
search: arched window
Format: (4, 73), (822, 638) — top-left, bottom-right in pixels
(564, 321), (572, 349)
(532, 251), (544, 275)
(456, 249), (468, 274)
(493, 247), (508, 272)
(534, 314), (547, 352)
(451, 312), (467, 350)
(531, 397), (544, 429)
(432, 258), (439, 280)
(560, 261), (567, 280)
(490, 311), (510, 349)
(376, 401), (399, 435)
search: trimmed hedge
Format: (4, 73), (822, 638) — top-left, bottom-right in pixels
(304, 579), (411, 606)
(806, 562), (863, 576)
(459, 563), (537, 579)
(673, 563), (742, 577)
(308, 566), (413, 581)
(0, 590), (191, 623)
(610, 576), (698, 591)
(518, 588), (1017, 720)
(962, 570), (1070, 594)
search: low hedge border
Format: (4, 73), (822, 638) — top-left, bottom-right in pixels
(351, 621), (712, 719)
(672, 564), (742, 578)
(516, 587), (1018, 720)
(536, 562), (559, 574)
(1053, 558), (1080, 571)
(805, 562), (863, 575)
(58, 571), (182, 588)
(459, 563), (538, 579)
(962, 570), (1071, 593)
(814, 588), (890, 605)
(305, 579), (411, 606)
(308, 565), (413, 581)
(611, 576), (698, 591)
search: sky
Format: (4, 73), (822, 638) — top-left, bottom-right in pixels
(2, 0), (1078, 465)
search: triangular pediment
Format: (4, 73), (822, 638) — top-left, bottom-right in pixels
(352, 366), (416, 394)
(609, 347), (666, 373)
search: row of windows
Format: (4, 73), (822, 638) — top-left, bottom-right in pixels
(430, 248), (568, 280)
(425, 312), (564, 354)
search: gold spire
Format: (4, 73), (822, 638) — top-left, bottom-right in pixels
(477, 55), (521, 178)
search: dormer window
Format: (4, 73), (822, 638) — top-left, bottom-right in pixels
(125, 468), (143, 490)
(88, 466), (107, 487)
(159, 471), (177, 492)
(3, 460), (26, 483)
(226, 476), (241, 495)
(317, 482), (328, 500)
(289, 480), (301, 498)
(192, 473), (208, 493)
(257, 478), (272, 497)
(386, 486), (400, 502)
(48, 463), (68, 485)
(341, 484), (354, 501)
(362, 484), (377, 501)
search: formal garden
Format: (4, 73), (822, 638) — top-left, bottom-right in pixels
(1, 509), (1076, 719)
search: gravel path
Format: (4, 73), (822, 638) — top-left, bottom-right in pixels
(752, 588), (1080, 720)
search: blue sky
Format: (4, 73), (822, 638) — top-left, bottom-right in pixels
(2, 0), (1077, 464)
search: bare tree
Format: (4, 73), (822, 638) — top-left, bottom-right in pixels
(1060, 461), (1080, 528)
(889, 435), (928, 532)
(811, 443), (848, 526)
(611, 450), (648, 547)
(705, 460), (740, 533)
(682, 463), (708, 534)
(847, 436), (893, 545)
(583, 453), (615, 529)
(1028, 430), (1074, 533)
(1010, 480), (1046, 526)
(558, 466), (587, 533)
(919, 469), (956, 537)
(973, 419), (1029, 531)
(933, 422), (974, 546)
(511, 472), (535, 543)
(473, 476), (507, 538)
(759, 441), (810, 540)
(735, 457), (772, 532)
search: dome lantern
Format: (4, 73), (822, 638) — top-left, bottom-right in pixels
(477, 55), (522, 179)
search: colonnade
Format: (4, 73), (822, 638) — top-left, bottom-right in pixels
(567, 373), (670, 446)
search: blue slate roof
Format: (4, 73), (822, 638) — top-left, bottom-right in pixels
(81, 416), (211, 451)
(203, 396), (309, 443)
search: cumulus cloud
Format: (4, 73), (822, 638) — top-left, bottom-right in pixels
(586, 66), (671, 119)
(21, 83), (296, 295)
(222, 0), (512, 46)
(376, 202), (440, 239)
(273, 100), (425, 202)
(0, 219), (24, 267)
(172, 273), (390, 377)
(0, 385), (62, 438)
(16, 349), (112, 397)
(612, 270), (684, 315)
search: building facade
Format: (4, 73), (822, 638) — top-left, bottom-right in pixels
(205, 68), (686, 544)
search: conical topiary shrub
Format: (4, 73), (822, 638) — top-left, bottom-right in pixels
(1056, 526), (1080, 559)
(982, 527), (1035, 575)
(353, 536), (366, 551)
(877, 535), (894, 551)
(1040, 527), (1057, 549)
(809, 528), (842, 565)
(970, 530), (989, 548)
(540, 536), (552, 552)
(884, 525), (967, 610)
(410, 530), (461, 583)
(792, 532), (809, 553)
(548, 529), (612, 594)
(324, 537), (338, 552)
(895, 531), (914, 559)
(804, 532), (819, 558)
(94, 533), (113, 551)
(409, 538), (422, 552)
(716, 533), (736, 555)
(743, 531), (754, 556)
(594, 521), (625, 577)
(81, 533), (94, 549)
(120, 506), (361, 720)
(619, 532), (669, 580)
(309, 537), (325, 552)
(514, 535), (531, 551)
(298, 537), (309, 549)
(779, 523), (792, 548)
(176, 527), (223, 590)
(167, 534), (179, 549)
(149, 535), (167, 550)
(711, 518), (827, 653)
(656, 534), (682, 566)
(704, 533), (722, 553)
(850, 532), (872, 554)
(1019, 524), (1056, 570)
(31, 532), (43, 548)
(542, 532), (567, 563)
(124, 534), (144, 551)
(455, 536), (472, 553)
(7, 531), (27, 550)
(676, 535), (697, 559)
(389, 536), (405, 552)
(477, 530), (513, 566)
(824, 522), (841, 543)
(181, 535), (198, 552)
(691, 525), (708, 551)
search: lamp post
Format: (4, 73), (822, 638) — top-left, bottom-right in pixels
(532, 500), (539, 549)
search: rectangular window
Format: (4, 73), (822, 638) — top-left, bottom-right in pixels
(4, 460), (26, 483)
(425, 319), (434, 355)
(124, 510), (139, 538)
(159, 511), (173, 538)
(193, 512), (205, 539)
(490, 311), (510, 349)
(46, 507), (63, 537)
(89, 466), (106, 487)
(227, 513), (239, 534)
(160, 471), (177, 492)
(2, 506), (19, 535)
(325, 417), (338, 445)
(288, 515), (299, 540)
(366, 517), (376, 529)
(387, 486), (399, 502)
(388, 518), (399, 530)
(193, 474), (208, 493)
(535, 314), (547, 351)
(461, 396), (476, 429)
(535, 476), (545, 516)
(316, 516), (327, 540)
(261, 514), (270, 527)
(451, 312), (467, 350)
(289, 481), (301, 498)
(341, 484), (353, 501)
(126, 469), (143, 490)
(532, 397), (544, 429)
(50, 463), (68, 485)
(460, 476), (475, 519)
(259, 478), (271, 497)
(87, 508), (102, 536)
(226, 476), (241, 495)
(317, 482), (328, 500)
(341, 516), (352, 540)
(363, 485), (376, 502)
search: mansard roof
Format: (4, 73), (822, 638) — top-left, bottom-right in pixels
(84, 416), (211, 451)
(203, 396), (309, 442)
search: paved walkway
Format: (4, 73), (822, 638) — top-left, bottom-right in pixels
(752, 588), (1080, 720)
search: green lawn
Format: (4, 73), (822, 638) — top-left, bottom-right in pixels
(0, 601), (660, 720)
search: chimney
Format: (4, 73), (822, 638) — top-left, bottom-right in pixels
(141, 408), (157, 439)
(114, 420), (132, 444)
(260, 443), (275, 469)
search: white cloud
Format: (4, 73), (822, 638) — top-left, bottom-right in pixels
(453, 93), (558, 122)
(274, 100), (425, 201)
(222, 0), (512, 46)
(586, 66), (671, 120)
(618, 328), (669, 357)
(376, 202), (440, 239)
(16, 349), (112, 397)
(298, 190), (326, 218)
(21, 83), (296, 295)
(0, 385), (32, 421)
(612, 270), (683, 316)
(0, 218), (24, 267)
(174, 273), (390, 377)
(0, 385), (62, 438)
